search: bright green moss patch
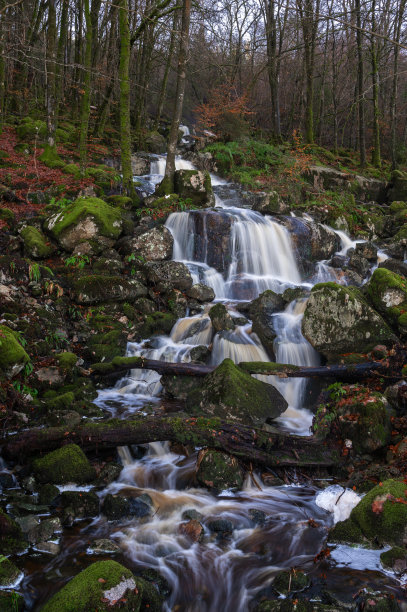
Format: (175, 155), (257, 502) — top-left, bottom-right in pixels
(367, 267), (407, 335)
(63, 163), (81, 178)
(56, 352), (78, 373)
(46, 391), (76, 411)
(380, 546), (407, 569)
(0, 325), (30, 376)
(33, 443), (96, 484)
(16, 117), (47, 140)
(20, 226), (54, 259)
(0, 207), (15, 224)
(239, 361), (300, 375)
(40, 561), (144, 612)
(0, 558), (22, 588)
(44, 197), (122, 240)
(0, 508), (27, 555)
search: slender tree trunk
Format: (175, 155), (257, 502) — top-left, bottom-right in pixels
(154, 8), (179, 130)
(370, 0), (381, 168)
(44, 0), (57, 157)
(79, 0), (93, 172)
(118, 0), (136, 197)
(390, 0), (406, 170)
(163, 0), (191, 191)
(265, 0), (282, 141)
(54, 0), (69, 128)
(0, 0), (5, 133)
(355, 0), (366, 166)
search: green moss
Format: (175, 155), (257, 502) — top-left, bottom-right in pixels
(0, 324), (30, 375)
(367, 268), (407, 334)
(16, 117), (47, 140)
(40, 561), (144, 612)
(73, 275), (146, 305)
(63, 163), (81, 178)
(0, 208), (15, 223)
(46, 391), (76, 411)
(56, 352), (78, 373)
(39, 143), (62, 165)
(186, 358), (287, 426)
(350, 479), (407, 546)
(380, 546), (407, 569)
(155, 175), (174, 196)
(273, 569), (310, 594)
(0, 591), (25, 611)
(196, 449), (243, 491)
(33, 443), (96, 484)
(105, 195), (133, 208)
(239, 361), (299, 375)
(20, 226), (53, 259)
(328, 517), (365, 544)
(45, 197), (122, 241)
(140, 312), (177, 337)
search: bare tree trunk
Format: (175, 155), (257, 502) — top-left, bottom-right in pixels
(45, 0), (57, 153)
(370, 0), (381, 168)
(154, 8), (179, 130)
(390, 0), (406, 170)
(355, 0), (366, 166)
(79, 0), (93, 171)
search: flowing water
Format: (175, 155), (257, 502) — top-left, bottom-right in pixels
(19, 156), (406, 609)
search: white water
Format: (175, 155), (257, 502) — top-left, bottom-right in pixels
(90, 156), (396, 611)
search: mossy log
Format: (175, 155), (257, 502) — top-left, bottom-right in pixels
(90, 355), (399, 381)
(2, 415), (338, 468)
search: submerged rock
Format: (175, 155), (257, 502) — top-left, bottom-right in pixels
(186, 358), (288, 425)
(302, 282), (397, 360)
(196, 449), (244, 491)
(329, 479), (407, 547)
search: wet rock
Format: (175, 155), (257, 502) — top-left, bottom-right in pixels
(330, 254), (347, 269)
(189, 345), (210, 363)
(302, 282), (397, 361)
(94, 462), (122, 486)
(101, 493), (151, 521)
(354, 588), (401, 612)
(38, 483), (59, 505)
(186, 283), (215, 302)
(59, 491), (99, 523)
(384, 381), (407, 412)
(166, 288), (188, 318)
(131, 153), (150, 175)
(43, 197), (123, 252)
(134, 296), (156, 314)
(128, 225), (173, 261)
(282, 287), (309, 303)
(35, 541), (60, 555)
(0, 472), (15, 489)
(40, 560), (147, 612)
(355, 241), (378, 261)
(0, 558), (22, 588)
(208, 303), (234, 332)
(25, 517), (61, 544)
(207, 518), (234, 533)
(192, 209), (232, 273)
(88, 538), (121, 554)
(347, 249), (371, 278)
(248, 290), (285, 358)
(329, 479), (407, 547)
(146, 260), (193, 292)
(139, 568), (172, 599)
(145, 130), (166, 153)
(0, 507), (27, 554)
(33, 444), (96, 485)
(174, 169), (215, 208)
(187, 358), (288, 425)
(273, 569), (310, 594)
(182, 508), (203, 521)
(178, 519), (204, 542)
(283, 217), (340, 274)
(73, 275), (148, 305)
(161, 374), (200, 400)
(252, 191), (288, 215)
(367, 267), (407, 336)
(379, 258), (407, 278)
(380, 546), (407, 575)
(196, 449), (244, 491)
(248, 509), (267, 526)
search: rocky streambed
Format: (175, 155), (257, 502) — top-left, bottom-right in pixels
(1, 155), (407, 610)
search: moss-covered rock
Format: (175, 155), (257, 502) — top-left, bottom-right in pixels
(43, 197), (123, 252)
(0, 325), (30, 378)
(140, 312), (177, 337)
(196, 449), (244, 491)
(354, 588), (401, 612)
(56, 352), (78, 374)
(73, 275), (147, 304)
(0, 557), (22, 588)
(33, 444), (96, 484)
(174, 169), (215, 208)
(40, 560), (149, 612)
(387, 169), (407, 202)
(313, 386), (392, 454)
(63, 163), (81, 178)
(380, 546), (407, 573)
(248, 290), (285, 358)
(302, 282), (397, 361)
(0, 207), (15, 224)
(129, 225), (173, 261)
(330, 479), (407, 547)
(186, 358), (288, 425)
(0, 508), (27, 555)
(367, 268), (407, 336)
(272, 569), (310, 595)
(0, 591), (25, 612)
(16, 117), (47, 140)
(208, 303), (234, 332)
(144, 130), (166, 153)
(146, 260), (193, 292)
(20, 225), (54, 259)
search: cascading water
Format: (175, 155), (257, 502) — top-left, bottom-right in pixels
(87, 154), (405, 611)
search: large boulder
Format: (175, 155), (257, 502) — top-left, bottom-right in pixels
(191, 209), (232, 273)
(174, 169), (215, 208)
(73, 275), (147, 304)
(387, 170), (407, 202)
(0, 507), (27, 555)
(131, 154), (150, 176)
(329, 479), (407, 548)
(186, 283), (215, 302)
(127, 226), (173, 261)
(248, 290), (285, 358)
(146, 260), (193, 292)
(367, 268), (407, 336)
(208, 303), (234, 331)
(186, 358), (288, 425)
(379, 258), (407, 278)
(33, 444), (96, 484)
(43, 197), (123, 252)
(252, 191), (288, 215)
(0, 325), (30, 378)
(302, 282), (397, 361)
(283, 217), (340, 275)
(40, 560), (157, 612)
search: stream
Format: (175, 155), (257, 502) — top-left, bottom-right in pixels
(17, 156), (406, 609)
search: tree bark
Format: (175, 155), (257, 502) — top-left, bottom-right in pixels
(370, 0), (381, 168)
(45, 0), (57, 151)
(163, 0), (191, 191)
(390, 0), (406, 170)
(154, 8), (179, 130)
(355, 0), (366, 167)
(1, 415), (338, 468)
(79, 0), (93, 172)
(90, 356), (399, 381)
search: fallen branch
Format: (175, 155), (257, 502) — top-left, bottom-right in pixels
(2, 415), (338, 468)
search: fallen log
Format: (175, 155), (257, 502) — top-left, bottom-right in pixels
(1, 415), (338, 468)
(90, 355), (400, 381)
